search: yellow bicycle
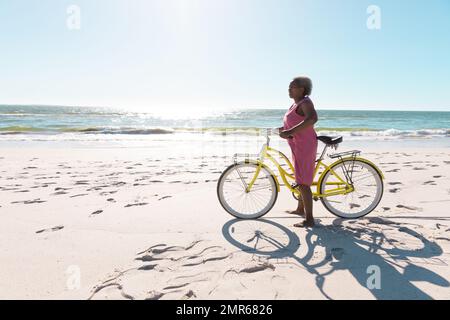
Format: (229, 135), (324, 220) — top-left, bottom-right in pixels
(217, 129), (384, 219)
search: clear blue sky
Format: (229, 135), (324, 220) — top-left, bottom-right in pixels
(1, 0), (449, 112)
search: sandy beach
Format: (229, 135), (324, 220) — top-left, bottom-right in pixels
(0, 138), (449, 300)
(2, 0), (450, 303)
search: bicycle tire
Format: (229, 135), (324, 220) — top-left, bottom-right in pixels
(217, 162), (278, 219)
(319, 159), (384, 219)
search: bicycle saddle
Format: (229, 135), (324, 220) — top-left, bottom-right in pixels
(317, 135), (343, 145)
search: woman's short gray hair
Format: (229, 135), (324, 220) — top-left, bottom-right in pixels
(292, 76), (313, 96)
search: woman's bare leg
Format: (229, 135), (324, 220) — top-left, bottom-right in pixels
(288, 189), (305, 216)
(294, 184), (315, 227)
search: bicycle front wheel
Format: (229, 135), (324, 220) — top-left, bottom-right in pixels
(319, 159), (383, 219)
(217, 162), (278, 219)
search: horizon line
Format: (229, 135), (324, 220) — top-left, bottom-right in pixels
(0, 103), (449, 113)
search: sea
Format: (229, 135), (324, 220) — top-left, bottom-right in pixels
(0, 105), (449, 149)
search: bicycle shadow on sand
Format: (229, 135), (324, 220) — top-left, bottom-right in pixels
(222, 217), (449, 300)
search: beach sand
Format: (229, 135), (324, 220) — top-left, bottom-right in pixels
(0, 142), (449, 300)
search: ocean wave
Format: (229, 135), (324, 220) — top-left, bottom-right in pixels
(65, 127), (175, 134)
(191, 127), (450, 138)
(0, 125), (448, 139)
(346, 128), (450, 138)
(0, 125), (175, 135)
(0, 126), (47, 134)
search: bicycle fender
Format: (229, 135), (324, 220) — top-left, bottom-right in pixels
(325, 157), (385, 181)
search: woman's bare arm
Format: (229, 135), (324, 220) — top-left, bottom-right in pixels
(284, 100), (318, 136)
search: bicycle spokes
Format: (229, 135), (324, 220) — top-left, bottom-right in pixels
(320, 160), (383, 219)
(218, 163), (278, 219)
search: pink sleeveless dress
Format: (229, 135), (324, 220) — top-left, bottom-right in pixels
(283, 96), (318, 186)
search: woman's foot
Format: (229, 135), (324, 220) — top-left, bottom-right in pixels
(286, 210), (305, 216)
(293, 219), (315, 228)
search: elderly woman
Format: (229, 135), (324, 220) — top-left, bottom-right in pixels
(279, 76), (318, 228)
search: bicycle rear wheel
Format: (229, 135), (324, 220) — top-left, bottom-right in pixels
(217, 162), (278, 219)
(319, 159), (383, 219)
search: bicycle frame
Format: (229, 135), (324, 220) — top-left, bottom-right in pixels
(223, 130), (385, 219)
(243, 143), (355, 199)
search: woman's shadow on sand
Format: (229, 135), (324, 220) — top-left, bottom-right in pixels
(222, 218), (449, 300)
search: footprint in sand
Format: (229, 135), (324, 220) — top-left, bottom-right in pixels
(70, 193), (88, 198)
(386, 169), (400, 173)
(158, 196), (172, 201)
(124, 202), (149, 208)
(2, 187), (20, 191)
(138, 264), (157, 271)
(36, 225), (64, 234)
(349, 203), (361, 209)
(382, 207), (390, 211)
(146, 291), (165, 300)
(90, 210), (103, 216)
(11, 198), (46, 204)
(55, 187), (71, 191)
(36, 176), (60, 180)
(182, 290), (197, 300)
(99, 191), (118, 196)
(52, 191), (68, 195)
(271, 275), (291, 289)
(396, 204), (422, 211)
(413, 167), (426, 170)
(433, 175), (442, 178)
(87, 186), (109, 191)
(423, 181), (437, 185)
(388, 182), (403, 185)
(389, 188), (400, 193)
(107, 198), (116, 203)
(75, 180), (89, 185)
(238, 262), (276, 274)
